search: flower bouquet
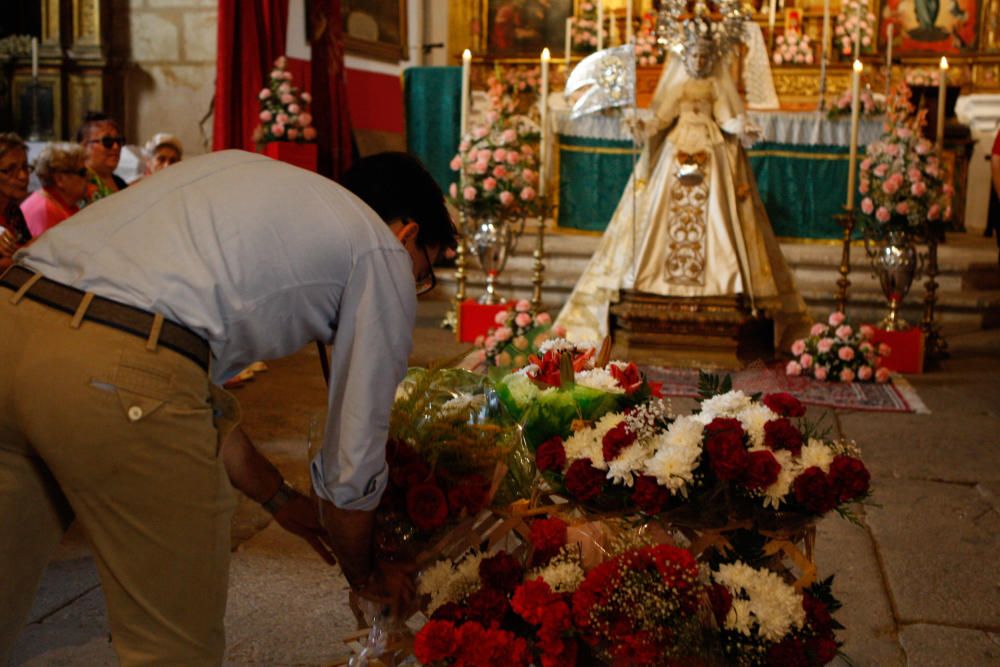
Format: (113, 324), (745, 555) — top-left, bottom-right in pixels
(472, 300), (566, 374)
(486, 65), (542, 117)
(826, 86), (884, 120)
(787, 312), (891, 383)
(773, 32), (814, 66)
(858, 83), (953, 235)
(709, 562), (842, 666)
(252, 56), (316, 146)
(571, 1), (607, 54)
(635, 13), (666, 67)
(834, 0), (876, 57)
(379, 367), (533, 563)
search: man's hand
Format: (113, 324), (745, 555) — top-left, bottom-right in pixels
(272, 492), (337, 565)
(356, 560), (419, 620)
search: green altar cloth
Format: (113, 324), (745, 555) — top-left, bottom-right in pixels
(404, 67), (461, 194)
(556, 135), (640, 232)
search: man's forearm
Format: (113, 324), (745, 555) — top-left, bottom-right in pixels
(317, 499), (376, 588)
(220, 426), (283, 503)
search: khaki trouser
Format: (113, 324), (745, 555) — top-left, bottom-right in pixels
(0, 281), (237, 666)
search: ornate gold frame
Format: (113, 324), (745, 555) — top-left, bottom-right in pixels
(343, 0), (409, 63)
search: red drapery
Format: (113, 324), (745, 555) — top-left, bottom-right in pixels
(213, 0), (289, 152)
(309, 0), (354, 179)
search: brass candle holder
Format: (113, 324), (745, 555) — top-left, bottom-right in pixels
(834, 207), (857, 314)
(921, 222), (948, 361)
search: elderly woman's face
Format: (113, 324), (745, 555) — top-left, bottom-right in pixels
(53, 167), (89, 204)
(149, 145), (181, 174)
(83, 121), (123, 175)
(0, 147), (30, 205)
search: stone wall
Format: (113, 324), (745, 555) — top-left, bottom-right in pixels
(117, 0), (218, 158)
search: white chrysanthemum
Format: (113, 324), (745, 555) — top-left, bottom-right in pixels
(697, 390), (753, 422)
(503, 373), (539, 407)
(513, 364), (539, 377)
(762, 450), (797, 508)
(606, 438), (653, 487)
(739, 403), (778, 449)
(420, 551), (485, 614)
(642, 416), (704, 495)
(564, 411), (626, 469)
(575, 368), (625, 394)
(532, 560), (585, 593)
(537, 337), (579, 356)
(714, 562), (806, 642)
(799, 438), (835, 472)
(394, 381), (414, 403)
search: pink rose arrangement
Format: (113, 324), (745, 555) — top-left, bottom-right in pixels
(252, 56), (316, 146)
(827, 86), (884, 120)
(474, 301), (566, 372)
(834, 0), (876, 56)
(486, 65), (542, 117)
(634, 13), (666, 67)
(773, 31), (814, 66)
(858, 83), (952, 234)
(787, 312), (891, 383)
(570, 1), (607, 53)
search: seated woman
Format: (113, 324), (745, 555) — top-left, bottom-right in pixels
(0, 133), (32, 271)
(78, 111), (128, 201)
(21, 142), (89, 238)
(142, 133), (183, 175)
(556, 27), (808, 349)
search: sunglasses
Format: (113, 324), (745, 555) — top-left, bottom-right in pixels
(88, 136), (126, 149)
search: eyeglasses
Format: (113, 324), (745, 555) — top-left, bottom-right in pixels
(0, 162), (32, 177)
(58, 168), (88, 177)
(88, 136), (126, 149)
(415, 245), (437, 296)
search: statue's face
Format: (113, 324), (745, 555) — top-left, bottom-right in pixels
(683, 38), (715, 78)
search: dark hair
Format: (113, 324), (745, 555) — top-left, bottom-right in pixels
(341, 152), (457, 249)
(76, 111), (121, 143)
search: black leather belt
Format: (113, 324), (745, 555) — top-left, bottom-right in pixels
(1, 265), (210, 372)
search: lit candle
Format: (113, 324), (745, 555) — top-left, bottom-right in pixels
(626, 0), (633, 43)
(936, 56), (948, 149)
(819, 0), (830, 108)
(540, 48), (550, 198)
(31, 37), (38, 80)
(597, 1), (604, 51)
(565, 17), (573, 64)
(885, 23), (894, 98)
(847, 59), (863, 210)
(460, 49), (471, 140)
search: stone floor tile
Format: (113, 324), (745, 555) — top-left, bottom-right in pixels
(899, 623), (1000, 666)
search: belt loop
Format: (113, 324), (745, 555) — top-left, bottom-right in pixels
(9, 272), (43, 305)
(147, 313), (165, 351)
(69, 292), (96, 329)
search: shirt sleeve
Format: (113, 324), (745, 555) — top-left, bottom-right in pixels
(309, 247), (416, 510)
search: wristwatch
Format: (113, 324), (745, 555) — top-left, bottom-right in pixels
(261, 480), (297, 514)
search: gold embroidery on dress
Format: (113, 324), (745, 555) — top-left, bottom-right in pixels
(664, 155), (710, 286)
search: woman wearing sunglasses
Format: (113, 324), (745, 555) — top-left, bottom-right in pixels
(77, 111), (129, 202)
(0, 133), (32, 272)
(21, 143), (90, 238)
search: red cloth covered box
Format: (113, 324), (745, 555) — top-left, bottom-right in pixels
(263, 141), (318, 172)
(868, 325), (924, 374)
(458, 300), (512, 343)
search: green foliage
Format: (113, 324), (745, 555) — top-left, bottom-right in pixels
(697, 371), (733, 401)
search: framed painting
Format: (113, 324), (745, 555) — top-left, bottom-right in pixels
(885, 0), (980, 53)
(342, 0), (408, 62)
(485, 0), (574, 58)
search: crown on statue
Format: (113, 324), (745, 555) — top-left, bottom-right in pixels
(656, 0), (750, 62)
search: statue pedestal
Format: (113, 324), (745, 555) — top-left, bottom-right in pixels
(609, 292), (774, 370)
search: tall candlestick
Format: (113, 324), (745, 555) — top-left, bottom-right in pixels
(847, 59), (863, 210)
(819, 0), (831, 109)
(597, 1), (604, 51)
(768, 0), (777, 51)
(31, 37), (38, 80)
(936, 56), (948, 149)
(626, 0), (633, 43)
(460, 49), (471, 141)
(565, 17), (573, 64)
(885, 23), (894, 98)
(540, 48), (550, 199)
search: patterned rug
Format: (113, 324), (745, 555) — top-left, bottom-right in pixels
(643, 362), (928, 414)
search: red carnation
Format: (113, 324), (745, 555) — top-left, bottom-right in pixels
(406, 482), (449, 531)
(802, 593), (833, 631)
(708, 583), (733, 627)
(413, 620), (458, 664)
(536, 436), (567, 472)
(390, 460), (430, 489)
(479, 551), (525, 594)
(807, 636), (839, 664)
(742, 449), (781, 490)
(465, 586), (511, 625)
(763, 392), (806, 417)
(564, 458), (606, 501)
(704, 418), (749, 481)
(530, 516), (568, 560)
(764, 417), (804, 455)
(609, 362), (643, 394)
(429, 601), (465, 623)
(602, 422), (637, 462)
(631, 475), (669, 514)
(828, 455), (871, 502)
(767, 637), (809, 667)
(446, 474), (490, 514)
(612, 631), (660, 666)
(792, 466), (838, 514)
(511, 577), (559, 625)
